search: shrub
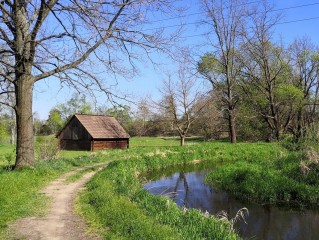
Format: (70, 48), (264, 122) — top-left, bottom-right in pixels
(35, 136), (60, 161)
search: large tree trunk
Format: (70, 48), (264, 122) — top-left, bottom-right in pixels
(14, 76), (35, 169)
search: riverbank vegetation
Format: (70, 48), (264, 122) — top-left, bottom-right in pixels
(78, 140), (283, 239)
(206, 152), (319, 208)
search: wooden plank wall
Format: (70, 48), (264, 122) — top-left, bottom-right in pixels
(93, 139), (129, 150)
(59, 139), (91, 151)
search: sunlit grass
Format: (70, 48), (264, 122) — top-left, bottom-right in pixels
(130, 136), (203, 147)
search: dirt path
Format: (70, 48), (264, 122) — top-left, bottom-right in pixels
(10, 164), (105, 240)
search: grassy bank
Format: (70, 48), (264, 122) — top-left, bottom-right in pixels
(79, 141), (283, 239)
(205, 150), (319, 208)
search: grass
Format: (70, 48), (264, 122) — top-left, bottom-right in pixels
(129, 136), (204, 148)
(1, 137), (319, 239)
(0, 144), (15, 167)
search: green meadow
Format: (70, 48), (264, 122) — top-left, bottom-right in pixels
(0, 137), (318, 239)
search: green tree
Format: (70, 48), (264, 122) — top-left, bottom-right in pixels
(47, 109), (63, 134)
(240, 41), (298, 140)
(55, 94), (93, 123)
(0, 119), (8, 144)
(290, 37), (319, 141)
(239, 3), (302, 140)
(198, 0), (249, 143)
(103, 105), (134, 134)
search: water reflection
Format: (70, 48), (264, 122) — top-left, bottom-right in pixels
(144, 170), (319, 240)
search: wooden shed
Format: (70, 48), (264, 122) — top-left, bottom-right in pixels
(57, 114), (130, 151)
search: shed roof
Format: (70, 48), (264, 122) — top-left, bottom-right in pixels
(74, 114), (130, 139)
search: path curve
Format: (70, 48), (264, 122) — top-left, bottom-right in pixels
(10, 165), (104, 240)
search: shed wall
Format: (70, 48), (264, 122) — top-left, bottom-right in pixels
(59, 139), (91, 151)
(93, 139), (129, 150)
(59, 117), (90, 140)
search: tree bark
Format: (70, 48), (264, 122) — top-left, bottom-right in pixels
(180, 135), (185, 146)
(14, 75), (35, 169)
(229, 110), (236, 143)
(10, 126), (15, 145)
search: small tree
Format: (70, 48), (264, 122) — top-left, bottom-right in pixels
(158, 67), (207, 146)
(47, 109), (63, 134)
(134, 98), (153, 136)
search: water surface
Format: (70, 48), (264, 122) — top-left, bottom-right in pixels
(144, 169), (319, 240)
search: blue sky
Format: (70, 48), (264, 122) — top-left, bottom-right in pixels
(33, 0), (319, 120)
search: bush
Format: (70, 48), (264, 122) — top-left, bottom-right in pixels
(35, 136), (60, 161)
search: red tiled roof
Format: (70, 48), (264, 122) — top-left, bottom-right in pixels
(75, 114), (130, 139)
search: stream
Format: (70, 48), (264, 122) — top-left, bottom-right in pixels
(144, 168), (319, 240)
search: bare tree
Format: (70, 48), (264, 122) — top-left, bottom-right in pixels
(0, 0), (178, 169)
(199, 0), (248, 143)
(134, 97), (152, 136)
(158, 66), (207, 146)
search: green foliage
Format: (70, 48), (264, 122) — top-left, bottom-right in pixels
(198, 53), (223, 76)
(0, 122), (7, 138)
(54, 94), (93, 123)
(0, 117), (11, 144)
(275, 83), (303, 109)
(46, 109), (63, 134)
(105, 105), (134, 134)
(236, 101), (269, 141)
